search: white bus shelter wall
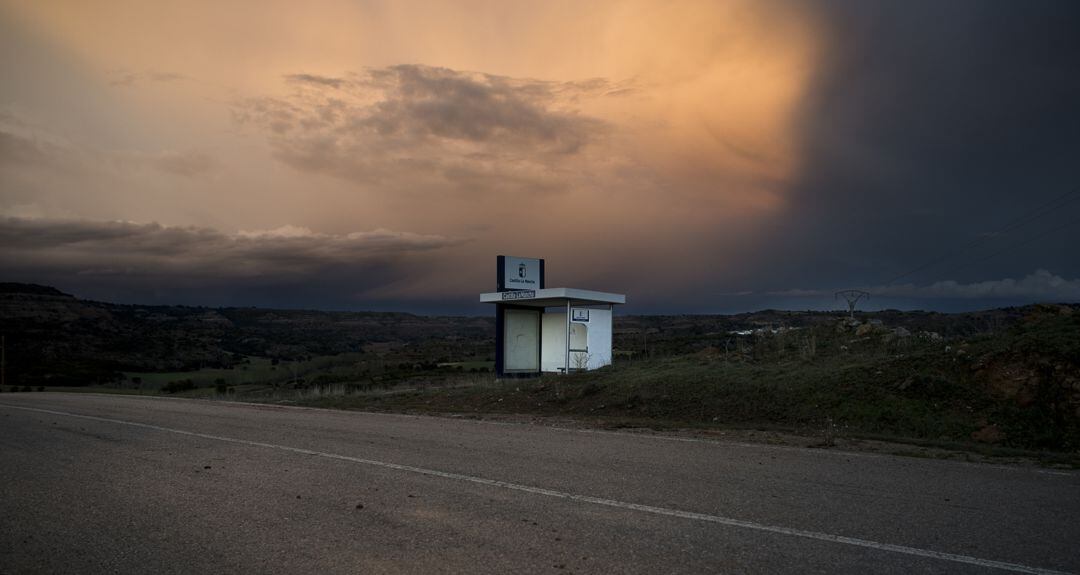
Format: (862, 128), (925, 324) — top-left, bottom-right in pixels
(584, 308), (612, 370)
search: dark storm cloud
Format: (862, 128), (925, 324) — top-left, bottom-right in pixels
(234, 65), (609, 189)
(748, 0), (1080, 308)
(0, 217), (460, 306)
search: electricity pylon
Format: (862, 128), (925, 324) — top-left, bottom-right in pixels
(835, 290), (870, 320)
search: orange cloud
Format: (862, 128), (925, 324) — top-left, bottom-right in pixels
(2, 0), (824, 302)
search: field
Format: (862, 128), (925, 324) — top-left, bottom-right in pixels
(122, 354), (367, 390)
(3, 284), (1078, 462)
(241, 306), (1080, 463)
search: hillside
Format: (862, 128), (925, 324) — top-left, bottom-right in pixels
(345, 304), (1079, 453)
(0, 283), (493, 385)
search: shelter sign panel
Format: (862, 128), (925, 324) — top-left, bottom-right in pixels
(498, 255), (544, 292)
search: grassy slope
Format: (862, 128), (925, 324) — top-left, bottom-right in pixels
(288, 306), (1080, 455)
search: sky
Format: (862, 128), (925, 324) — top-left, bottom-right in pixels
(1, 0), (1079, 315)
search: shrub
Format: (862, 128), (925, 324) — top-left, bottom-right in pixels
(162, 379), (196, 394)
(580, 382), (603, 397)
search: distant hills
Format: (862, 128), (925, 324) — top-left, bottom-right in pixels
(0, 283), (70, 297)
(0, 281), (1072, 387)
(0, 283), (493, 386)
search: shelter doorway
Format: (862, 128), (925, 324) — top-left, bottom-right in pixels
(569, 322), (588, 369)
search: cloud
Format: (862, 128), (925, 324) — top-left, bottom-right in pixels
(148, 150), (218, 177)
(360, 65), (603, 151)
(235, 223), (453, 250)
(234, 65), (610, 190)
(0, 112), (71, 169)
(0, 216), (459, 289)
(1, 111), (217, 178)
(767, 270), (1080, 301)
(881, 270), (1080, 300)
(284, 73), (345, 89)
(0, 128), (51, 167)
(108, 70), (187, 87)
(236, 224), (316, 239)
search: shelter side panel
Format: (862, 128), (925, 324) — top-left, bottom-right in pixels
(504, 308), (541, 372)
(584, 308), (612, 369)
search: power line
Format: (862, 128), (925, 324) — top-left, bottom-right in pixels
(879, 185), (1080, 286)
(943, 215), (1080, 279)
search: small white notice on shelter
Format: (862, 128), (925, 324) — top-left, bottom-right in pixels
(572, 308), (590, 322)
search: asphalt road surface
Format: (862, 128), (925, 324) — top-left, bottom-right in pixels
(1, 394), (1077, 574)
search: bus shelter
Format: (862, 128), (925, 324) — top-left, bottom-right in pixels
(480, 256), (625, 377)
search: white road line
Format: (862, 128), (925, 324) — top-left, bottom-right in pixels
(1, 402), (1072, 575)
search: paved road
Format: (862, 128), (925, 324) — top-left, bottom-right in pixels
(0, 394), (1077, 574)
